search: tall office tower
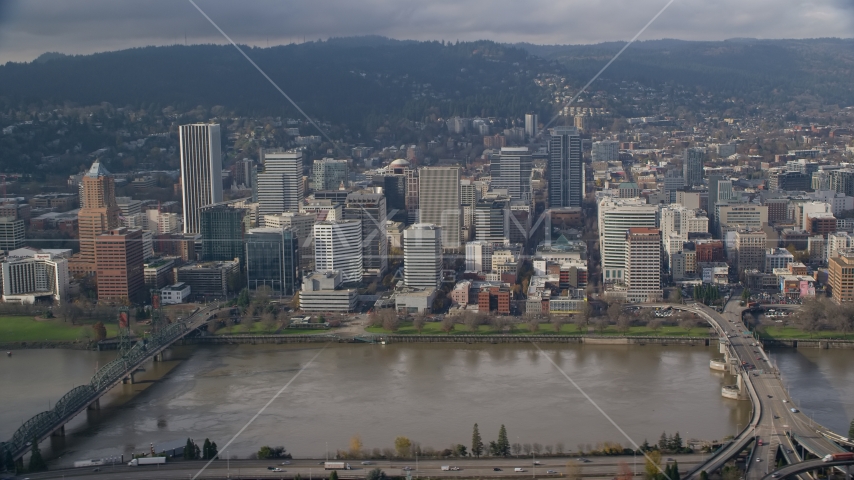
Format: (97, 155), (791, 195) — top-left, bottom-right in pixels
(0, 217), (25, 252)
(403, 223), (442, 289)
(598, 197), (658, 284)
(460, 180), (482, 207)
(829, 169), (854, 197)
(683, 148), (705, 187)
(77, 160), (121, 272)
(625, 228), (663, 303)
(494, 147), (533, 202)
(382, 175), (408, 223)
(734, 229), (767, 277)
(313, 220), (363, 283)
(245, 227), (300, 296)
(465, 240), (493, 273)
(257, 149), (304, 218)
(343, 192), (388, 277)
(312, 158), (349, 191)
(95, 227), (145, 302)
(232, 158), (254, 189)
(263, 211), (315, 271)
(1, 250), (69, 304)
(180, 124), (223, 233)
(419, 167), (462, 250)
(591, 140), (620, 162)
(199, 204), (247, 267)
(548, 126), (583, 208)
(475, 195), (510, 243)
(524, 113), (538, 139)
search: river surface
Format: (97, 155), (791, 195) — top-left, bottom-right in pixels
(2, 343), (848, 467)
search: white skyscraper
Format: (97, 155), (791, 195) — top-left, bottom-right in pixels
(465, 240), (493, 273)
(313, 220), (363, 283)
(180, 124), (223, 233)
(598, 197), (659, 283)
(493, 147), (532, 202)
(257, 149), (304, 218)
(404, 223), (442, 289)
(419, 167), (462, 249)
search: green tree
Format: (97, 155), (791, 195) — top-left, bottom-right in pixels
(203, 439), (212, 460)
(237, 288), (250, 309)
(28, 437), (47, 472)
(658, 432), (668, 450)
(455, 444), (467, 457)
(671, 461), (681, 480)
(497, 425), (510, 457)
(366, 468), (387, 480)
(210, 441), (218, 460)
(644, 450), (661, 480)
(671, 432), (683, 452)
(472, 423), (484, 458)
(330, 470), (339, 480)
(184, 438), (196, 459)
(699, 471), (709, 480)
(257, 446), (273, 459)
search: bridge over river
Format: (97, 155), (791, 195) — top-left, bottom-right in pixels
(638, 296), (853, 480)
(0, 303), (221, 463)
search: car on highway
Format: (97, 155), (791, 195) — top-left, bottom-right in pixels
(547, 470), (558, 474)
(771, 474), (780, 478)
(494, 467), (502, 471)
(767, 395), (773, 398)
(791, 408), (799, 413)
(281, 461), (291, 465)
(402, 466), (413, 471)
(361, 461), (373, 465)
(756, 458), (762, 462)
(579, 458), (591, 463)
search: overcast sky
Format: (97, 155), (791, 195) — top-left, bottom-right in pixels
(1, 0), (852, 64)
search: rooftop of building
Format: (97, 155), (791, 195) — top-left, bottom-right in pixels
(162, 282), (189, 291)
(85, 160), (112, 178)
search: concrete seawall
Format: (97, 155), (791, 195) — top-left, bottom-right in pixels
(760, 338), (854, 349)
(180, 334), (715, 346)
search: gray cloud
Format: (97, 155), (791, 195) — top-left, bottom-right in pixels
(0, 0), (852, 63)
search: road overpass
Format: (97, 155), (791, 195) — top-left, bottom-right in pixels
(0, 303), (222, 463)
(635, 297), (847, 480)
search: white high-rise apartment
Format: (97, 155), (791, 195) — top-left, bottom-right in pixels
(493, 147), (532, 202)
(257, 149), (304, 218)
(404, 224), (442, 289)
(598, 197), (659, 283)
(180, 124), (223, 233)
(419, 167), (461, 249)
(625, 228), (663, 303)
(1, 250), (69, 304)
(313, 220), (363, 283)
(465, 240), (493, 273)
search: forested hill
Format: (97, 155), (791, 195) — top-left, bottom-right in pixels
(514, 38), (854, 108)
(0, 39), (553, 130)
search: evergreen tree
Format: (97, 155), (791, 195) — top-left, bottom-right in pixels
(849, 417), (854, 440)
(658, 432), (668, 450)
(330, 470), (339, 480)
(671, 461), (680, 480)
(497, 425), (510, 457)
(0, 448), (5, 471)
(28, 437), (47, 472)
(210, 441), (218, 460)
(194, 443), (201, 460)
(699, 471), (708, 480)
(203, 439), (212, 460)
(671, 432), (683, 452)
(640, 439), (651, 452)
(184, 438), (195, 460)
(472, 423), (484, 458)
(3, 450), (12, 473)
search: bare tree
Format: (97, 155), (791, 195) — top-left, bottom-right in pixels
(512, 443), (522, 456)
(383, 314), (400, 332)
(607, 302), (623, 322)
(492, 316), (509, 333)
(532, 443), (543, 455)
(413, 314), (427, 334)
(527, 318), (540, 333)
(544, 444), (553, 455)
(523, 443), (532, 455)
(648, 319), (663, 334)
(552, 317), (565, 333)
(594, 317), (609, 334)
(679, 318), (697, 333)
(441, 316), (456, 334)
(555, 442), (565, 455)
(574, 312), (588, 333)
(463, 312), (481, 333)
(616, 315), (632, 334)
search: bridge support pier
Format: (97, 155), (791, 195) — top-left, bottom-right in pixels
(122, 372), (135, 385)
(153, 352), (164, 362)
(87, 399), (100, 410)
(51, 425), (65, 437)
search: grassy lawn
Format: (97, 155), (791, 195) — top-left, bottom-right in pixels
(758, 326), (854, 340)
(365, 321), (713, 337)
(213, 322), (330, 335)
(0, 315), (118, 343)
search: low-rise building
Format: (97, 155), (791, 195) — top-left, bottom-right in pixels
(299, 270), (357, 312)
(174, 260), (239, 300)
(144, 257), (176, 289)
(160, 282), (191, 304)
(393, 286), (438, 314)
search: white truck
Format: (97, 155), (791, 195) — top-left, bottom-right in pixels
(324, 462), (351, 470)
(515, 468), (526, 472)
(128, 457), (167, 466)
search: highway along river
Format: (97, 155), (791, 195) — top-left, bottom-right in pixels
(6, 342), (825, 466)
